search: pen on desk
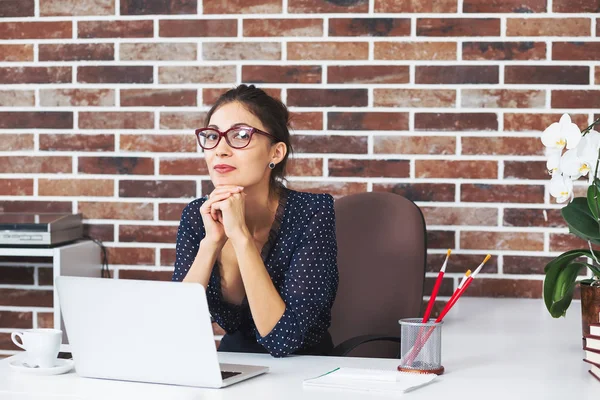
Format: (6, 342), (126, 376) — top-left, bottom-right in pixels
(422, 249), (451, 323)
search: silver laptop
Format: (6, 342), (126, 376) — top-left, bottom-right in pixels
(55, 276), (268, 388)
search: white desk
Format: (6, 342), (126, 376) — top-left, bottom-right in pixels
(0, 298), (598, 400)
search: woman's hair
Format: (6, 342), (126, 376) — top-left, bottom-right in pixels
(204, 84), (293, 193)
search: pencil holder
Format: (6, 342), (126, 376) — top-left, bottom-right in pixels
(398, 318), (444, 375)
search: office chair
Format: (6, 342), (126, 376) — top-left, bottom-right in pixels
(328, 192), (427, 358)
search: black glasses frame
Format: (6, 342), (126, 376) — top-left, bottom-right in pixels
(194, 126), (277, 150)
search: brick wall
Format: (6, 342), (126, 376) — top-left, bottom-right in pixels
(0, 0), (598, 355)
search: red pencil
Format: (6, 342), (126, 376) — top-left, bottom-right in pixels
(422, 249), (452, 323)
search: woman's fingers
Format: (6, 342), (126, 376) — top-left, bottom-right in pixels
(209, 186), (243, 199)
(201, 192), (232, 215)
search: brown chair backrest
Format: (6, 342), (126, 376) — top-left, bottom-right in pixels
(330, 192), (427, 358)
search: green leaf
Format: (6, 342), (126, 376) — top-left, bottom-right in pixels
(548, 261), (584, 318)
(561, 197), (600, 241)
(587, 183), (600, 221)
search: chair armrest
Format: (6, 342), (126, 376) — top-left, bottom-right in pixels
(329, 335), (401, 357)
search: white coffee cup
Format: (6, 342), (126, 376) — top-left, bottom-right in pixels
(11, 328), (62, 368)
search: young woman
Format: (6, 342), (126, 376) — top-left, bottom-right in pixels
(172, 84), (338, 358)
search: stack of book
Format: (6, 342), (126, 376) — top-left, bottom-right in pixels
(584, 322), (600, 381)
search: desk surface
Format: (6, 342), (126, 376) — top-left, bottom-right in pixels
(1, 298), (598, 400)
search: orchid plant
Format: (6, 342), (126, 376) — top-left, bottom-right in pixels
(542, 114), (600, 318)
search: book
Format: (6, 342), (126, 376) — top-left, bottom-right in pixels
(584, 347), (600, 365)
(583, 359), (600, 382)
(303, 367), (437, 394)
(585, 334), (600, 351)
(591, 323), (600, 337)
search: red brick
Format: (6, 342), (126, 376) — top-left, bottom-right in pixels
(78, 156), (154, 175)
(119, 225), (179, 243)
(120, 43), (197, 61)
(428, 230), (455, 249)
(553, 42), (600, 61)
(121, 0), (196, 14)
(0, 45), (33, 62)
(374, 136), (455, 155)
(374, 42), (456, 60)
(504, 161), (547, 180)
(422, 206), (497, 226)
(203, 42), (281, 60)
(0, 179), (33, 196)
(78, 20), (153, 38)
(0, 311), (33, 329)
(0, 289), (53, 307)
(244, 18), (323, 37)
(291, 135), (367, 154)
(461, 137), (543, 156)
(39, 179), (113, 197)
(40, 0), (114, 15)
(79, 112), (154, 129)
(549, 233), (600, 252)
(289, 112), (323, 130)
(159, 203), (187, 221)
(0, 266), (34, 285)
(159, 66), (236, 84)
(119, 270), (172, 281)
(0, 333), (22, 351)
(0, 0), (34, 17)
(554, 0), (599, 12)
(329, 18), (410, 36)
(415, 113), (498, 131)
(328, 112), (409, 131)
(503, 208), (565, 227)
(287, 42), (369, 60)
(79, 202), (154, 220)
(160, 249), (177, 266)
(204, 0), (282, 13)
(506, 66), (588, 85)
(289, 0), (367, 12)
(461, 184), (545, 203)
(328, 159), (410, 178)
(160, 112), (207, 129)
(202, 88), (281, 106)
(373, 183), (455, 202)
(119, 180), (196, 198)
(0, 67), (71, 84)
(552, 90), (600, 109)
(0, 156), (71, 174)
(424, 277), (454, 297)
(416, 66), (499, 84)
(159, 19), (236, 37)
(507, 18), (590, 37)
(462, 89), (545, 108)
(39, 43), (114, 61)
(375, 0), (456, 12)
(107, 248), (155, 265)
(40, 89), (114, 107)
(464, 0), (546, 12)
(462, 41), (546, 61)
(78, 66), (153, 84)
(242, 65), (321, 84)
(160, 158), (209, 175)
(327, 66), (409, 84)
(0, 21), (71, 39)
(120, 134), (196, 153)
(120, 89), (196, 107)
(416, 160), (498, 179)
(287, 89), (367, 107)
(0, 90), (34, 107)
(427, 253), (497, 273)
(37, 313), (54, 329)
(286, 182), (367, 199)
(504, 113), (588, 131)
(461, 231), (544, 251)
(503, 255), (558, 275)
(0, 201), (71, 213)
(84, 224), (114, 242)
(288, 158), (323, 176)
(0, 134), (33, 150)
(374, 89), (456, 108)
(40, 134), (114, 152)
(463, 278), (542, 298)
(38, 268), (53, 286)
(418, 18), (500, 36)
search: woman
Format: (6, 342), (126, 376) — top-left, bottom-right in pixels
(172, 84), (338, 358)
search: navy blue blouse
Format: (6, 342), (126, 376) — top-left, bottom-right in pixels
(172, 188), (339, 358)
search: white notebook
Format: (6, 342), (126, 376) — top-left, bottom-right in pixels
(303, 367), (437, 394)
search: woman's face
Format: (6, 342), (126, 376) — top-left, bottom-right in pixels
(204, 101), (278, 189)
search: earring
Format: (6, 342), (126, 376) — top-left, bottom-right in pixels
(268, 162), (276, 169)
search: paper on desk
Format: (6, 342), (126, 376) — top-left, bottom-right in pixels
(303, 367), (437, 394)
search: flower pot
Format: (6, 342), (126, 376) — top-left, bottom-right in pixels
(580, 281), (600, 340)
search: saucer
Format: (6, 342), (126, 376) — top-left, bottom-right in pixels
(8, 357), (74, 376)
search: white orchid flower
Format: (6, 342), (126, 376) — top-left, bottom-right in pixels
(546, 147), (562, 173)
(577, 130), (600, 183)
(560, 148), (589, 180)
(549, 172), (574, 203)
(541, 113), (582, 150)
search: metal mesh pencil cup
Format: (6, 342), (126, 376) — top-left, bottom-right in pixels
(398, 318), (444, 375)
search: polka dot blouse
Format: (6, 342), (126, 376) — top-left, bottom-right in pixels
(172, 188), (339, 358)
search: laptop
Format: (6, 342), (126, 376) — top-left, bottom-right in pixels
(55, 276), (269, 388)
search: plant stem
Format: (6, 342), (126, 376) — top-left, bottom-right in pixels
(582, 115), (600, 136)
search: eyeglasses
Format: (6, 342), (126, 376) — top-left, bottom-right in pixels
(194, 125), (277, 150)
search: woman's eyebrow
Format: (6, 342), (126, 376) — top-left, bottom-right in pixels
(208, 122), (252, 129)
